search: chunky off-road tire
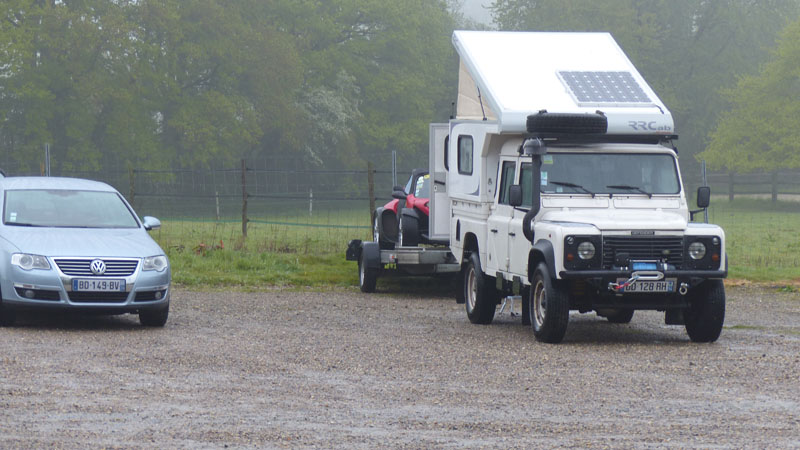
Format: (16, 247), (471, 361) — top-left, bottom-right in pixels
(464, 252), (497, 324)
(373, 212), (394, 250)
(0, 302), (16, 327)
(358, 252), (378, 293)
(529, 263), (570, 343)
(604, 308), (634, 324)
(398, 214), (419, 247)
(140, 304), (169, 327)
(684, 280), (725, 343)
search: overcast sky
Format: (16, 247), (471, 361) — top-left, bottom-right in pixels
(461, 0), (493, 24)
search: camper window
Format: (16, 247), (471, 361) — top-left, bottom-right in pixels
(458, 136), (473, 175)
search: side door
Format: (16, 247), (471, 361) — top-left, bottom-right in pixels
(508, 161), (533, 280)
(486, 159), (516, 277)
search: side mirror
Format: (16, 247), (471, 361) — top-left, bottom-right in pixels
(142, 216), (161, 231)
(509, 185), (523, 207)
(696, 186), (710, 209)
(392, 189), (407, 200)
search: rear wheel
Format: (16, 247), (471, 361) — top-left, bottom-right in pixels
(464, 252), (497, 324)
(398, 214), (419, 247)
(373, 212), (394, 250)
(602, 308), (634, 324)
(684, 280), (725, 343)
(529, 263), (569, 343)
(140, 304), (169, 327)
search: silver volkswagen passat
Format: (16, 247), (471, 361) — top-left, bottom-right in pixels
(0, 176), (171, 326)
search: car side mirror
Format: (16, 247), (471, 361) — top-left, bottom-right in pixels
(509, 185), (523, 207)
(696, 186), (710, 209)
(142, 216), (161, 231)
(392, 189), (407, 200)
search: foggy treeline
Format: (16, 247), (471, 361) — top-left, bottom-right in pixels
(1, 0), (799, 176)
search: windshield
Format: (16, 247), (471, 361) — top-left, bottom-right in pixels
(521, 152), (680, 199)
(3, 189), (139, 228)
(404, 173), (430, 198)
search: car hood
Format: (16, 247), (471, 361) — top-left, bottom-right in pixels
(541, 209), (688, 231)
(0, 227), (165, 257)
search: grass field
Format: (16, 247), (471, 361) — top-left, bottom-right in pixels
(152, 199), (800, 290)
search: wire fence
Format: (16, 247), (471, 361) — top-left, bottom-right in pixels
(5, 159), (800, 255)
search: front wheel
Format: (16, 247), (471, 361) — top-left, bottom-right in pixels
(140, 304), (169, 327)
(373, 212), (394, 250)
(464, 252), (497, 324)
(684, 280), (725, 343)
(398, 214), (419, 247)
(529, 263), (569, 343)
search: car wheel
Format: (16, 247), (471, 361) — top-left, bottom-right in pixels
(373, 212), (394, 250)
(529, 263), (569, 343)
(358, 252), (378, 293)
(140, 304), (169, 327)
(684, 280), (725, 343)
(603, 308), (634, 324)
(398, 214), (419, 247)
(0, 303), (16, 327)
(464, 252), (497, 324)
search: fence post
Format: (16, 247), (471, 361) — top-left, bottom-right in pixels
(728, 172), (735, 202)
(129, 167), (135, 209)
(771, 171), (778, 202)
(368, 161), (375, 226)
(241, 159), (248, 239)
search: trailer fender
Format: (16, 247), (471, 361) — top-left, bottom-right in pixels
(360, 241), (381, 270)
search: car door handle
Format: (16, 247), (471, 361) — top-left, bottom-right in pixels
(508, 232), (516, 237)
(490, 229), (498, 233)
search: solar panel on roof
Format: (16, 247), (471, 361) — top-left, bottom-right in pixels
(558, 71), (652, 106)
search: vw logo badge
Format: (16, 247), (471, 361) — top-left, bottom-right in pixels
(90, 259), (107, 275)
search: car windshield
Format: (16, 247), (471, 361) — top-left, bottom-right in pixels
(404, 173), (430, 198)
(3, 189), (139, 228)
(520, 152), (680, 202)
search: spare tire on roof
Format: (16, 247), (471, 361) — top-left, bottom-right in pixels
(526, 111), (608, 135)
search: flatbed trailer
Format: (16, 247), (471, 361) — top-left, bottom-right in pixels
(346, 240), (459, 292)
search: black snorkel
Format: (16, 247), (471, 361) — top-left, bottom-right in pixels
(521, 137), (546, 243)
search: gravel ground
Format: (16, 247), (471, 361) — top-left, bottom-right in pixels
(1, 284), (799, 449)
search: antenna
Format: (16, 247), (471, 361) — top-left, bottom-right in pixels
(477, 87), (487, 121)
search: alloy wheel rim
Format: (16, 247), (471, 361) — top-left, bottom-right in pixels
(534, 280), (546, 326)
(467, 268), (477, 311)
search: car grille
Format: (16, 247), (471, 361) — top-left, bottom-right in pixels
(54, 258), (139, 277)
(68, 292), (130, 303)
(602, 236), (684, 268)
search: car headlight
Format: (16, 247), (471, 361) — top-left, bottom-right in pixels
(577, 242), (596, 260)
(143, 255), (168, 272)
(11, 253), (51, 271)
(688, 242), (707, 260)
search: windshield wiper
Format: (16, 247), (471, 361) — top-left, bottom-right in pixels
(550, 181), (595, 197)
(607, 185), (652, 198)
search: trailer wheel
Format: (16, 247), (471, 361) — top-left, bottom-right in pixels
(398, 214), (419, 247)
(359, 252), (378, 293)
(464, 252), (497, 324)
(684, 280), (725, 343)
(529, 263), (569, 343)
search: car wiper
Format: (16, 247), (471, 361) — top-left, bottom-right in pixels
(607, 185), (653, 198)
(550, 181), (595, 197)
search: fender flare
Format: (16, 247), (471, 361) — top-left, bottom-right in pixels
(530, 239), (556, 280)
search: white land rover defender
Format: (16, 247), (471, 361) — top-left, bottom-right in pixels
(447, 31), (727, 343)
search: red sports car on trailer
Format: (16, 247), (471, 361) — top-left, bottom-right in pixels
(373, 168), (431, 249)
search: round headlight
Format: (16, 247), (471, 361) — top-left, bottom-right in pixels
(688, 242), (707, 260)
(577, 242), (596, 260)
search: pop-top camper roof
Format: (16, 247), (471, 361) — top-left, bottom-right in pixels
(453, 31), (674, 135)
